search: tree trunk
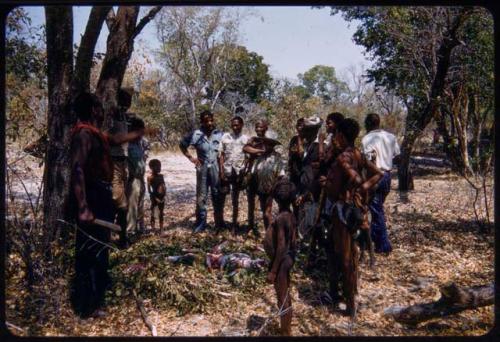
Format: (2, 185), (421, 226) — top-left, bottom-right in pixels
(386, 283), (494, 325)
(42, 6), (74, 246)
(73, 6), (112, 93)
(95, 6), (140, 129)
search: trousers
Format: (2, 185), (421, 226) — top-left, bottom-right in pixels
(369, 171), (393, 253)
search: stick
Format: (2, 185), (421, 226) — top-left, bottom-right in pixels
(93, 218), (121, 233)
(133, 290), (157, 336)
(6, 321), (25, 334)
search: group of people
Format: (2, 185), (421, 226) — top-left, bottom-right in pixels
(179, 109), (400, 334)
(68, 87), (400, 335)
(69, 89), (166, 318)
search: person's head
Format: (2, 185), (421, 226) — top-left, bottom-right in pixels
(230, 116), (244, 135)
(199, 110), (215, 133)
(364, 113), (380, 132)
(302, 116), (323, 141)
(73, 92), (104, 127)
(296, 118), (305, 136)
(118, 88), (133, 112)
(254, 118), (268, 137)
(336, 118), (360, 147)
(272, 177), (297, 209)
(148, 159), (162, 174)
(128, 115), (145, 141)
(326, 112), (345, 134)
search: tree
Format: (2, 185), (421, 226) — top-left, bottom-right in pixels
(298, 65), (350, 105)
(331, 7), (480, 190)
(42, 5), (161, 243)
(155, 7), (242, 130)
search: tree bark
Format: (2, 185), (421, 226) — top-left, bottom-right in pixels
(74, 6), (112, 93)
(387, 283), (494, 325)
(42, 6), (74, 246)
(95, 6), (140, 129)
(397, 8), (472, 190)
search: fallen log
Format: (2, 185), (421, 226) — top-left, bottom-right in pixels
(385, 282), (494, 325)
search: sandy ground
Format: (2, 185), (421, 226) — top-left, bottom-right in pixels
(5, 149), (495, 337)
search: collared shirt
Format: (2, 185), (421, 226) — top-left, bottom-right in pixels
(221, 132), (249, 175)
(180, 129), (223, 164)
(362, 129), (400, 171)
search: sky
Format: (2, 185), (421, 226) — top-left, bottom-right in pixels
(22, 6), (371, 82)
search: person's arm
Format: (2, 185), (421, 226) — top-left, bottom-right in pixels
(392, 136), (401, 166)
(339, 153), (363, 186)
(267, 218), (286, 284)
(243, 138), (265, 155)
(71, 130), (94, 224)
(179, 132), (201, 167)
(108, 129), (144, 146)
(219, 139), (226, 181)
(359, 159), (383, 193)
(147, 175), (153, 195)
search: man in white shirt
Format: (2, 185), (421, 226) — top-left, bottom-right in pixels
(361, 113), (400, 254)
(219, 116), (249, 233)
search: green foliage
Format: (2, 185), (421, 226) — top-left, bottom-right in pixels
(298, 65), (350, 104)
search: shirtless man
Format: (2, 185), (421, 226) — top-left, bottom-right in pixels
(263, 177), (297, 336)
(69, 92), (114, 318)
(323, 118), (382, 317)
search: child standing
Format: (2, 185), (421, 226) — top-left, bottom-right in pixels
(263, 177), (297, 336)
(147, 159), (166, 230)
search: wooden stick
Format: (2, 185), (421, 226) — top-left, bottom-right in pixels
(93, 218), (121, 233)
(133, 290), (157, 336)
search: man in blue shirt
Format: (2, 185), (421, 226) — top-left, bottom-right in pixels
(180, 110), (224, 233)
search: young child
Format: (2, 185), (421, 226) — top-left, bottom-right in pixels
(263, 177), (297, 336)
(147, 159), (166, 230)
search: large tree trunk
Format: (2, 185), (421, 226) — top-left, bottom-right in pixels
(386, 283), (494, 325)
(42, 6), (74, 246)
(73, 6), (112, 93)
(95, 6), (140, 129)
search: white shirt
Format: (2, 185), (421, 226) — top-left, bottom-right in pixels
(362, 129), (400, 171)
(221, 132), (249, 175)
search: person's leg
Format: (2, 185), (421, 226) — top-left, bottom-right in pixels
(112, 160), (129, 247)
(326, 222), (341, 303)
(158, 202), (165, 230)
(247, 178), (256, 235)
(126, 177), (141, 235)
(259, 194), (271, 230)
(230, 171), (240, 232)
(274, 256), (293, 335)
(150, 201), (156, 230)
(195, 165), (209, 232)
(137, 176), (146, 232)
(369, 172), (392, 253)
(209, 164), (224, 229)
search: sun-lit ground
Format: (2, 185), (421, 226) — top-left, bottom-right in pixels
(5, 149), (494, 336)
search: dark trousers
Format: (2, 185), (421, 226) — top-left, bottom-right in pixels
(71, 180), (115, 317)
(369, 171), (392, 253)
(220, 168), (242, 225)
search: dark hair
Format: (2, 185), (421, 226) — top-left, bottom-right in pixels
(272, 177), (297, 206)
(199, 110), (213, 121)
(296, 118), (305, 125)
(338, 118), (360, 144)
(118, 89), (133, 110)
(326, 112), (345, 125)
(148, 159), (161, 171)
(231, 116), (244, 125)
(364, 113), (380, 130)
(73, 92), (102, 122)
(129, 115), (145, 131)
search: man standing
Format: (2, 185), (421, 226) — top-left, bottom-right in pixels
(219, 116), (249, 233)
(361, 113), (400, 254)
(180, 110), (224, 233)
(107, 88), (144, 248)
(69, 92), (114, 318)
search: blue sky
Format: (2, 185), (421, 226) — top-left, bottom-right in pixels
(22, 6), (371, 82)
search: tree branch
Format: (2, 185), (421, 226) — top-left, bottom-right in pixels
(74, 6), (112, 92)
(133, 6), (162, 39)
